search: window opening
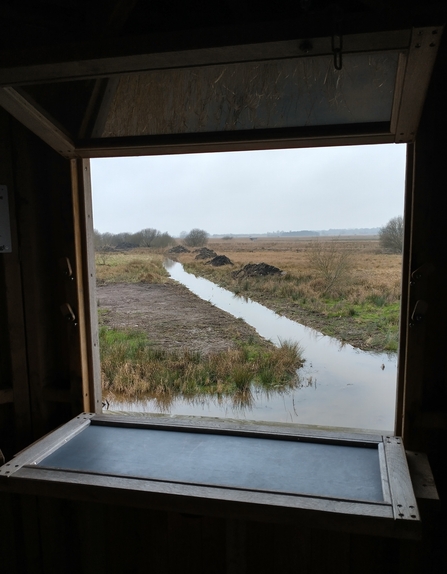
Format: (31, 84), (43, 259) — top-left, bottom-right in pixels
(90, 144), (406, 434)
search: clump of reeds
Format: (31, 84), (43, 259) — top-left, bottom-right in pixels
(100, 327), (304, 408)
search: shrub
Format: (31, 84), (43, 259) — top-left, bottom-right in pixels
(184, 228), (209, 247)
(379, 216), (403, 253)
(307, 239), (353, 296)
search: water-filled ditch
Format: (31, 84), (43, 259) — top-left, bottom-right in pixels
(112, 259), (397, 433)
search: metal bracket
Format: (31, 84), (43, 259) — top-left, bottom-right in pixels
(60, 303), (77, 326)
(59, 257), (74, 279)
(409, 300), (428, 327)
(0, 185), (12, 253)
(410, 262), (435, 286)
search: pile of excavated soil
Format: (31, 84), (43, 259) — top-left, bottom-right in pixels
(194, 247), (217, 260)
(97, 282), (267, 355)
(207, 255), (233, 266)
(168, 245), (190, 254)
(232, 262), (283, 278)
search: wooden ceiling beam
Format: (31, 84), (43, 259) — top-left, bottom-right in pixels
(0, 29), (411, 87)
(75, 123), (394, 159)
(0, 87), (77, 158)
(394, 26), (443, 142)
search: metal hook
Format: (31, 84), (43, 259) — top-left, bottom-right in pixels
(332, 34), (343, 70)
(332, 5), (343, 71)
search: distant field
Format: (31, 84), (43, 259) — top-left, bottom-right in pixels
(207, 236), (400, 295)
(181, 236), (402, 352)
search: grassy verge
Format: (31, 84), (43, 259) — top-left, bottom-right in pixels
(100, 326), (304, 409)
(95, 250), (169, 284)
(183, 258), (400, 353)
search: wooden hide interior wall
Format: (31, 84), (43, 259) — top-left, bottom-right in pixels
(0, 110), (86, 459)
(0, 495), (408, 574)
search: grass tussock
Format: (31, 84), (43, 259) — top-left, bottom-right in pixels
(100, 326), (304, 408)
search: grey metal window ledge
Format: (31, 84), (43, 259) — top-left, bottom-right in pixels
(0, 413), (422, 539)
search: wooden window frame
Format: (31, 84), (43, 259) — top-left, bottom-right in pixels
(79, 140), (411, 435)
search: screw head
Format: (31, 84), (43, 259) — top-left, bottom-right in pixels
(299, 40), (313, 53)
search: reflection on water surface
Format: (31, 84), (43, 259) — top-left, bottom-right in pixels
(110, 260), (397, 433)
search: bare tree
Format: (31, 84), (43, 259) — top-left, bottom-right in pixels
(138, 228), (175, 248)
(94, 227), (175, 250)
(93, 229), (103, 251)
(308, 239), (353, 296)
(94, 230), (114, 263)
(139, 228), (159, 247)
(184, 228), (209, 247)
(151, 232), (176, 248)
(379, 216), (403, 253)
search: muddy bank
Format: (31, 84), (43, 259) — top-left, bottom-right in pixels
(97, 282), (269, 355)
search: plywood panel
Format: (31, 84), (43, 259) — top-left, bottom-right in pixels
(102, 54), (399, 138)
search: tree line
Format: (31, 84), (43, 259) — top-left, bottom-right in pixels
(94, 227), (209, 251)
(94, 228), (176, 250)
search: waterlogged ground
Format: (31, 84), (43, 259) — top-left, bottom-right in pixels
(99, 270), (397, 432)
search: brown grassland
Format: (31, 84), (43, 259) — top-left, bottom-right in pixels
(181, 236), (402, 353)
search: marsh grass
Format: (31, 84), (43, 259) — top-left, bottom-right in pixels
(100, 326), (304, 407)
(180, 237), (402, 352)
(95, 250), (169, 284)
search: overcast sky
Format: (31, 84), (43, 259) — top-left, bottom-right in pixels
(90, 144), (406, 237)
